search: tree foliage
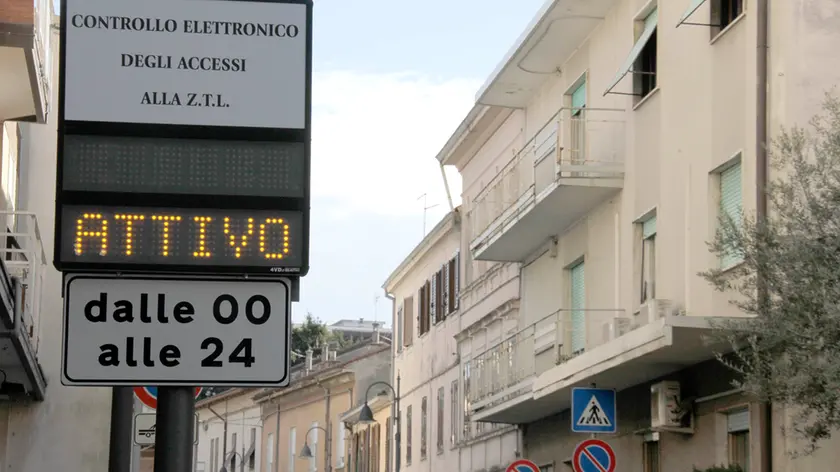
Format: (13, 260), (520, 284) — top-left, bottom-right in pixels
(291, 312), (329, 357)
(701, 93), (840, 455)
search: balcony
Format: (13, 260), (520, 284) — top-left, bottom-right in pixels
(0, 211), (47, 401)
(0, 0), (51, 123)
(465, 301), (736, 425)
(470, 107), (625, 262)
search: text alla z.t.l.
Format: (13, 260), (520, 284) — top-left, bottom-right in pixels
(141, 92), (229, 108)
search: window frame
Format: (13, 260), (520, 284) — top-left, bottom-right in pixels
(406, 406), (413, 465)
(715, 155), (744, 269)
(420, 396), (428, 460)
(711, 0), (745, 36)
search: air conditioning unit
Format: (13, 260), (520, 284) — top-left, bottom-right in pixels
(651, 380), (693, 433)
(601, 316), (632, 343)
(640, 299), (674, 324)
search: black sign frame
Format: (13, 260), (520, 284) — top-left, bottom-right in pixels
(54, 0), (313, 277)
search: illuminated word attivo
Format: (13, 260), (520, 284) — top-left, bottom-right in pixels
(63, 206), (303, 268)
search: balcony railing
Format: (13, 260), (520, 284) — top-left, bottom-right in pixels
(469, 107), (625, 243)
(0, 211), (47, 356)
(466, 308), (633, 411)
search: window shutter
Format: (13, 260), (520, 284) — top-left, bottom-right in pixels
(454, 251), (460, 310)
(442, 266), (449, 319)
(417, 288), (422, 334)
(642, 215), (657, 239)
(570, 262), (586, 353)
(720, 161), (743, 267)
(727, 409), (750, 432)
(430, 277), (437, 324)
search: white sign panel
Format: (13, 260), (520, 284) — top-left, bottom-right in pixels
(61, 275), (291, 386)
(63, 0), (307, 128)
(133, 413), (199, 445)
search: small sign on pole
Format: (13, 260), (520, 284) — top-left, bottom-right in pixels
(572, 439), (616, 472)
(571, 387), (617, 434)
(133, 413), (199, 446)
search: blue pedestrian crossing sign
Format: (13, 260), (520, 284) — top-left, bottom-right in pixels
(571, 387), (617, 434)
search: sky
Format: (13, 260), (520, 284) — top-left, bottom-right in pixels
(299, 0), (547, 325)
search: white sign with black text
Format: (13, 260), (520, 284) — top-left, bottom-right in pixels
(61, 274), (291, 386)
(63, 0), (307, 128)
(133, 412), (199, 446)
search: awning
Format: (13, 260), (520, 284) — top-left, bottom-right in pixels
(677, 0), (709, 27)
(603, 8), (659, 96)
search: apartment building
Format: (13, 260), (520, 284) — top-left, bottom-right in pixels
(256, 338), (391, 472)
(385, 210), (512, 472)
(1, 4), (114, 471)
(341, 393), (391, 472)
(433, 0), (840, 470)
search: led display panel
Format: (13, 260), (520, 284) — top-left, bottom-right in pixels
(62, 134), (305, 197)
(58, 205), (303, 272)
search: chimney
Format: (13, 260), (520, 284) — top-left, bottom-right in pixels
(322, 344), (331, 363)
(372, 322), (381, 344)
(305, 348), (314, 372)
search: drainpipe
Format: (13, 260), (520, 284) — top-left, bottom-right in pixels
(755, 0), (771, 470)
(208, 406), (228, 470)
(273, 401), (280, 472)
(439, 163), (455, 212)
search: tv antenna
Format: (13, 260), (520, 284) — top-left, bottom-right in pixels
(418, 193), (439, 237)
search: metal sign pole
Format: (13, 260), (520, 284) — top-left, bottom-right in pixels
(108, 386), (134, 472)
(153, 387), (196, 472)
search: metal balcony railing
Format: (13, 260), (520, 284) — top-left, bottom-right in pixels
(0, 211), (47, 356)
(469, 107), (625, 243)
(465, 308), (630, 410)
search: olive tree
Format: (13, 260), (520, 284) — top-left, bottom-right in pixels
(702, 93), (840, 455)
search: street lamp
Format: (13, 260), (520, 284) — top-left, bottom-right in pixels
(299, 424), (331, 472)
(356, 374), (401, 472)
(219, 451), (242, 472)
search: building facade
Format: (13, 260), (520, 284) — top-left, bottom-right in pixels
(385, 210), (514, 472)
(256, 339), (391, 472)
(196, 389), (265, 472)
(433, 0), (840, 470)
(341, 394), (392, 472)
(0, 3), (115, 471)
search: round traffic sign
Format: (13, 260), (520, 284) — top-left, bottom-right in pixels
(506, 459), (540, 472)
(134, 386), (202, 410)
(572, 439), (616, 472)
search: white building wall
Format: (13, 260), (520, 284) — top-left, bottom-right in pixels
(197, 393), (262, 472)
(0, 25), (114, 472)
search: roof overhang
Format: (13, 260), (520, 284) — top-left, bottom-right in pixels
(435, 105), (513, 169)
(340, 394), (392, 425)
(475, 0), (619, 108)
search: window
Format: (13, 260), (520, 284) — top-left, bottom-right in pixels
(719, 160), (743, 268)
(403, 296), (414, 347)
(210, 437), (217, 472)
(447, 252), (460, 314)
(450, 380), (458, 446)
(634, 9), (658, 98)
(309, 422), (318, 472)
(437, 387), (445, 454)
(641, 215), (657, 303)
(231, 432), (238, 471)
(570, 261), (586, 355)
(643, 438), (660, 472)
(435, 267), (445, 323)
(420, 396), (428, 459)
(727, 409), (750, 471)
(396, 303), (404, 353)
(712, 0), (744, 33)
(569, 80), (587, 164)
(418, 282), (431, 336)
(462, 364), (472, 440)
(406, 406), (413, 465)
(249, 428), (257, 470)
(385, 417), (392, 472)
(371, 423), (381, 472)
(604, 7), (658, 100)
(336, 416), (346, 468)
(289, 427), (296, 472)
(267, 433), (274, 472)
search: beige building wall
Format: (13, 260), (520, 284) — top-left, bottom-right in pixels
(385, 211), (468, 472)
